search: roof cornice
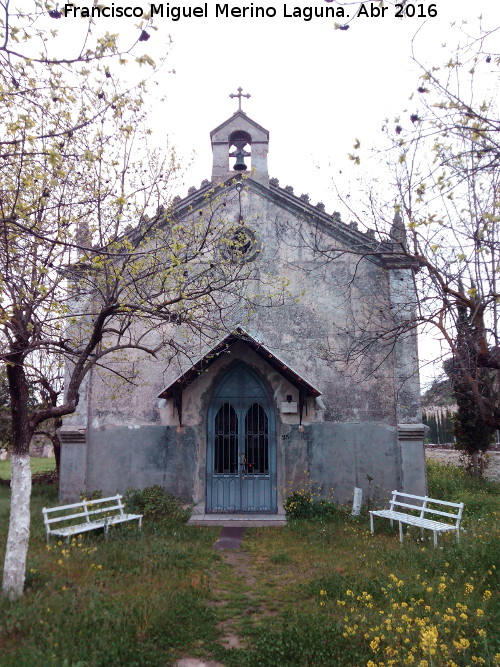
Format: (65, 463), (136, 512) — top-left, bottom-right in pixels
(158, 326), (321, 400)
(128, 177), (419, 272)
(210, 111), (269, 140)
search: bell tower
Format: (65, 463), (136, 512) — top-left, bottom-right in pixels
(210, 88), (269, 186)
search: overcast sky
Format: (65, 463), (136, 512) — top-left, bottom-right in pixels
(144, 0), (498, 207)
(54, 0), (497, 211)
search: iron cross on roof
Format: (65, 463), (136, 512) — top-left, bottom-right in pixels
(229, 87), (251, 111)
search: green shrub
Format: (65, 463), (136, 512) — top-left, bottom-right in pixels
(284, 492), (339, 520)
(283, 490), (314, 518)
(123, 485), (189, 522)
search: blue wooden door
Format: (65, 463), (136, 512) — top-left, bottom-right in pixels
(206, 364), (276, 513)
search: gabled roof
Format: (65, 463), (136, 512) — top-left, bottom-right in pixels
(166, 177), (418, 270)
(210, 111), (269, 141)
(158, 327), (321, 399)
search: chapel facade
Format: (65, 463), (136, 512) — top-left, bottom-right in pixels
(59, 95), (427, 516)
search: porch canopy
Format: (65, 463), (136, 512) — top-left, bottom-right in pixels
(158, 327), (321, 425)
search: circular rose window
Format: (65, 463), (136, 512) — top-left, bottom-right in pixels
(223, 225), (260, 263)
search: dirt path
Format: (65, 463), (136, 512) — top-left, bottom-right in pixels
(176, 528), (274, 666)
(210, 550), (255, 650)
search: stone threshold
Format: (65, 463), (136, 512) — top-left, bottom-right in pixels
(188, 513), (286, 527)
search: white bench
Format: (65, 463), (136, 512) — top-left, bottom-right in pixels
(369, 490), (464, 548)
(42, 494), (142, 543)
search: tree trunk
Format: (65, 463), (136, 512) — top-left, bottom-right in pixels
(472, 450), (480, 479)
(53, 434), (61, 476)
(53, 417), (62, 476)
(1, 453), (32, 600)
(2, 355), (33, 600)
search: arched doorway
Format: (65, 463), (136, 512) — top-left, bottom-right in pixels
(206, 363), (277, 513)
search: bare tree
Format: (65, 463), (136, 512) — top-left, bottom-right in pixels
(389, 29), (499, 430)
(322, 27), (500, 433)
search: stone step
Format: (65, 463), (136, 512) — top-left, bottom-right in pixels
(188, 513), (286, 527)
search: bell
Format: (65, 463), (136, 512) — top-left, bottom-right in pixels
(233, 150), (247, 171)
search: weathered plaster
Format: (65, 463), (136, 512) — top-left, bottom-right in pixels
(60, 111), (427, 506)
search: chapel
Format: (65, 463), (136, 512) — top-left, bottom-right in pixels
(59, 91), (427, 519)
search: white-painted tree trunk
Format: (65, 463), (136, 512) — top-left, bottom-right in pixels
(2, 454), (32, 600)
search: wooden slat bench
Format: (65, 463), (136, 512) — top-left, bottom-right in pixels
(369, 490), (464, 548)
(42, 494), (142, 543)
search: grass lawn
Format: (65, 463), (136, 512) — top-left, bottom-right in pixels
(0, 457), (56, 479)
(0, 461), (498, 666)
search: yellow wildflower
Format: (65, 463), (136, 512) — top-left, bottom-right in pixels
(419, 625), (438, 656)
(453, 637), (470, 651)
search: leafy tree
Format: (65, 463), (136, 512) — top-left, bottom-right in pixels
(444, 299), (496, 477)
(0, 0), (158, 601)
(0, 4), (284, 600)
